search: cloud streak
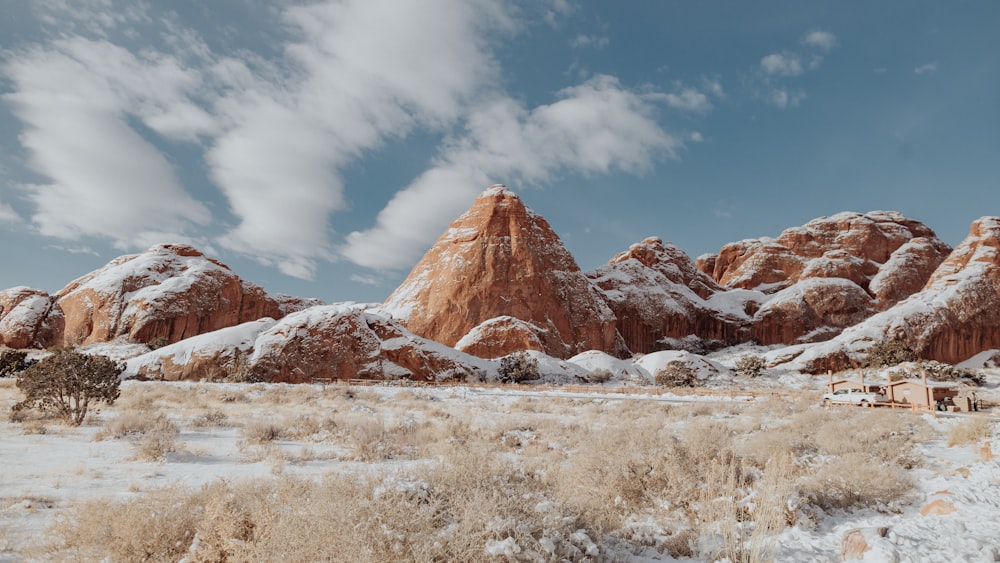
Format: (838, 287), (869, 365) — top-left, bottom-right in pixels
(342, 75), (680, 270)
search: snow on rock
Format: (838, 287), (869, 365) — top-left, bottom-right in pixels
(957, 350), (1000, 370)
(127, 304), (491, 383)
(634, 350), (731, 381)
(783, 217), (1000, 373)
(0, 286), (62, 349)
(54, 244), (287, 348)
(567, 350), (651, 383)
(127, 318), (279, 380)
(515, 350), (591, 383)
(383, 185), (621, 359)
(588, 237), (758, 354)
(750, 277), (876, 345)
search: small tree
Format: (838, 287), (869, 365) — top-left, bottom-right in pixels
(862, 339), (917, 368)
(13, 349), (123, 425)
(733, 355), (767, 378)
(0, 349), (32, 378)
(497, 351), (540, 384)
(655, 360), (698, 387)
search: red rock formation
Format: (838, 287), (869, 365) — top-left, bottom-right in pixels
(702, 211), (950, 300)
(55, 244), (286, 347)
(128, 305), (486, 383)
(455, 316), (546, 359)
(588, 237), (754, 353)
(0, 287), (63, 349)
(790, 217), (1000, 372)
(699, 211), (950, 345)
(384, 185), (620, 359)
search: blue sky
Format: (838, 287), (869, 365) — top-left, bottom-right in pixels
(1, 0), (997, 304)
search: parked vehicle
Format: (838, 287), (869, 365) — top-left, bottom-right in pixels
(822, 388), (887, 406)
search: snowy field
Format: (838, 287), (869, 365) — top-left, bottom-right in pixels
(1, 377), (998, 562)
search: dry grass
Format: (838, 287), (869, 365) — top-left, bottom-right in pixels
(947, 416), (994, 447)
(9, 380), (946, 562)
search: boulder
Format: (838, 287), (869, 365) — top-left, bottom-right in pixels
(0, 287), (63, 349)
(54, 244), (286, 347)
(840, 527), (894, 561)
(455, 316), (546, 359)
(384, 185), (620, 359)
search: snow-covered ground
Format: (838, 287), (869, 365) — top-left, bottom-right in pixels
(1, 377), (998, 562)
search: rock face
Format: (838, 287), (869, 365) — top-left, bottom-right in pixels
(455, 316), (546, 359)
(0, 287), (63, 349)
(128, 305), (488, 383)
(54, 244), (287, 347)
(588, 237), (757, 354)
(698, 212), (951, 345)
(787, 217), (1000, 372)
(384, 185), (620, 359)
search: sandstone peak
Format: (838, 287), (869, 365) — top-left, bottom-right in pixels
(384, 185), (620, 359)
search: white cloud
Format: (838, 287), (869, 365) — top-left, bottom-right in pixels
(802, 30), (837, 51)
(571, 34), (609, 49)
(0, 203), (22, 224)
(690, 131), (704, 143)
(206, 0), (517, 279)
(342, 75), (680, 270)
(914, 62), (938, 75)
(2, 39), (211, 247)
(701, 76), (725, 98)
(661, 86), (712, 113)
(766, 88), (806, 109)
(760, 52), (803, 77)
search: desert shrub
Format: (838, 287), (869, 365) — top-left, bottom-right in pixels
(862, 339), (917, 368)
(0, 349), (33, 378)
(655, 360), (698, 387)
(918, 360), (984, 385)
(587, 368), (614, 383)
(134, 416), (180, 461)
(799, 452), (913, 511)
(734, 354), (767, 378)
(947, 416), (993, 447)
(241, 420), (287, 444)
(497, 351), (540, 383)
(97, 409), (160, 439)
(12, 349), (122, 425)
(190, 409), (229, 428)
(147, 336), (170, 350)
(223, 349), (264, 383)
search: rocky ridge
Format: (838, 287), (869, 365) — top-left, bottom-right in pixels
(785, 216), (1000, 372)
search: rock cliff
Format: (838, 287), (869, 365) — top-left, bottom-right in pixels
(588, 237), (758, 353)
(786, 217), (1000, 372)
(383, 185), (620, 359)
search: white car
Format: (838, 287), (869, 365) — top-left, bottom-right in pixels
(822, 388), (887, 406)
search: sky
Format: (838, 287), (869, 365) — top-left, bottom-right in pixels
(1, 0), (998, 304)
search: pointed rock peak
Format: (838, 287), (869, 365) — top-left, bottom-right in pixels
(384, 185), (618, 359)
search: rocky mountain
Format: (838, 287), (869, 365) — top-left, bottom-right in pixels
(383, 185), (621, 359)
(781, 216), (1000, 372)
(128, 304), (489, 383)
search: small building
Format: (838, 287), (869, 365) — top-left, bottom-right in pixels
(828, 379), (884, 394)
(885, 379), (959, 409)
